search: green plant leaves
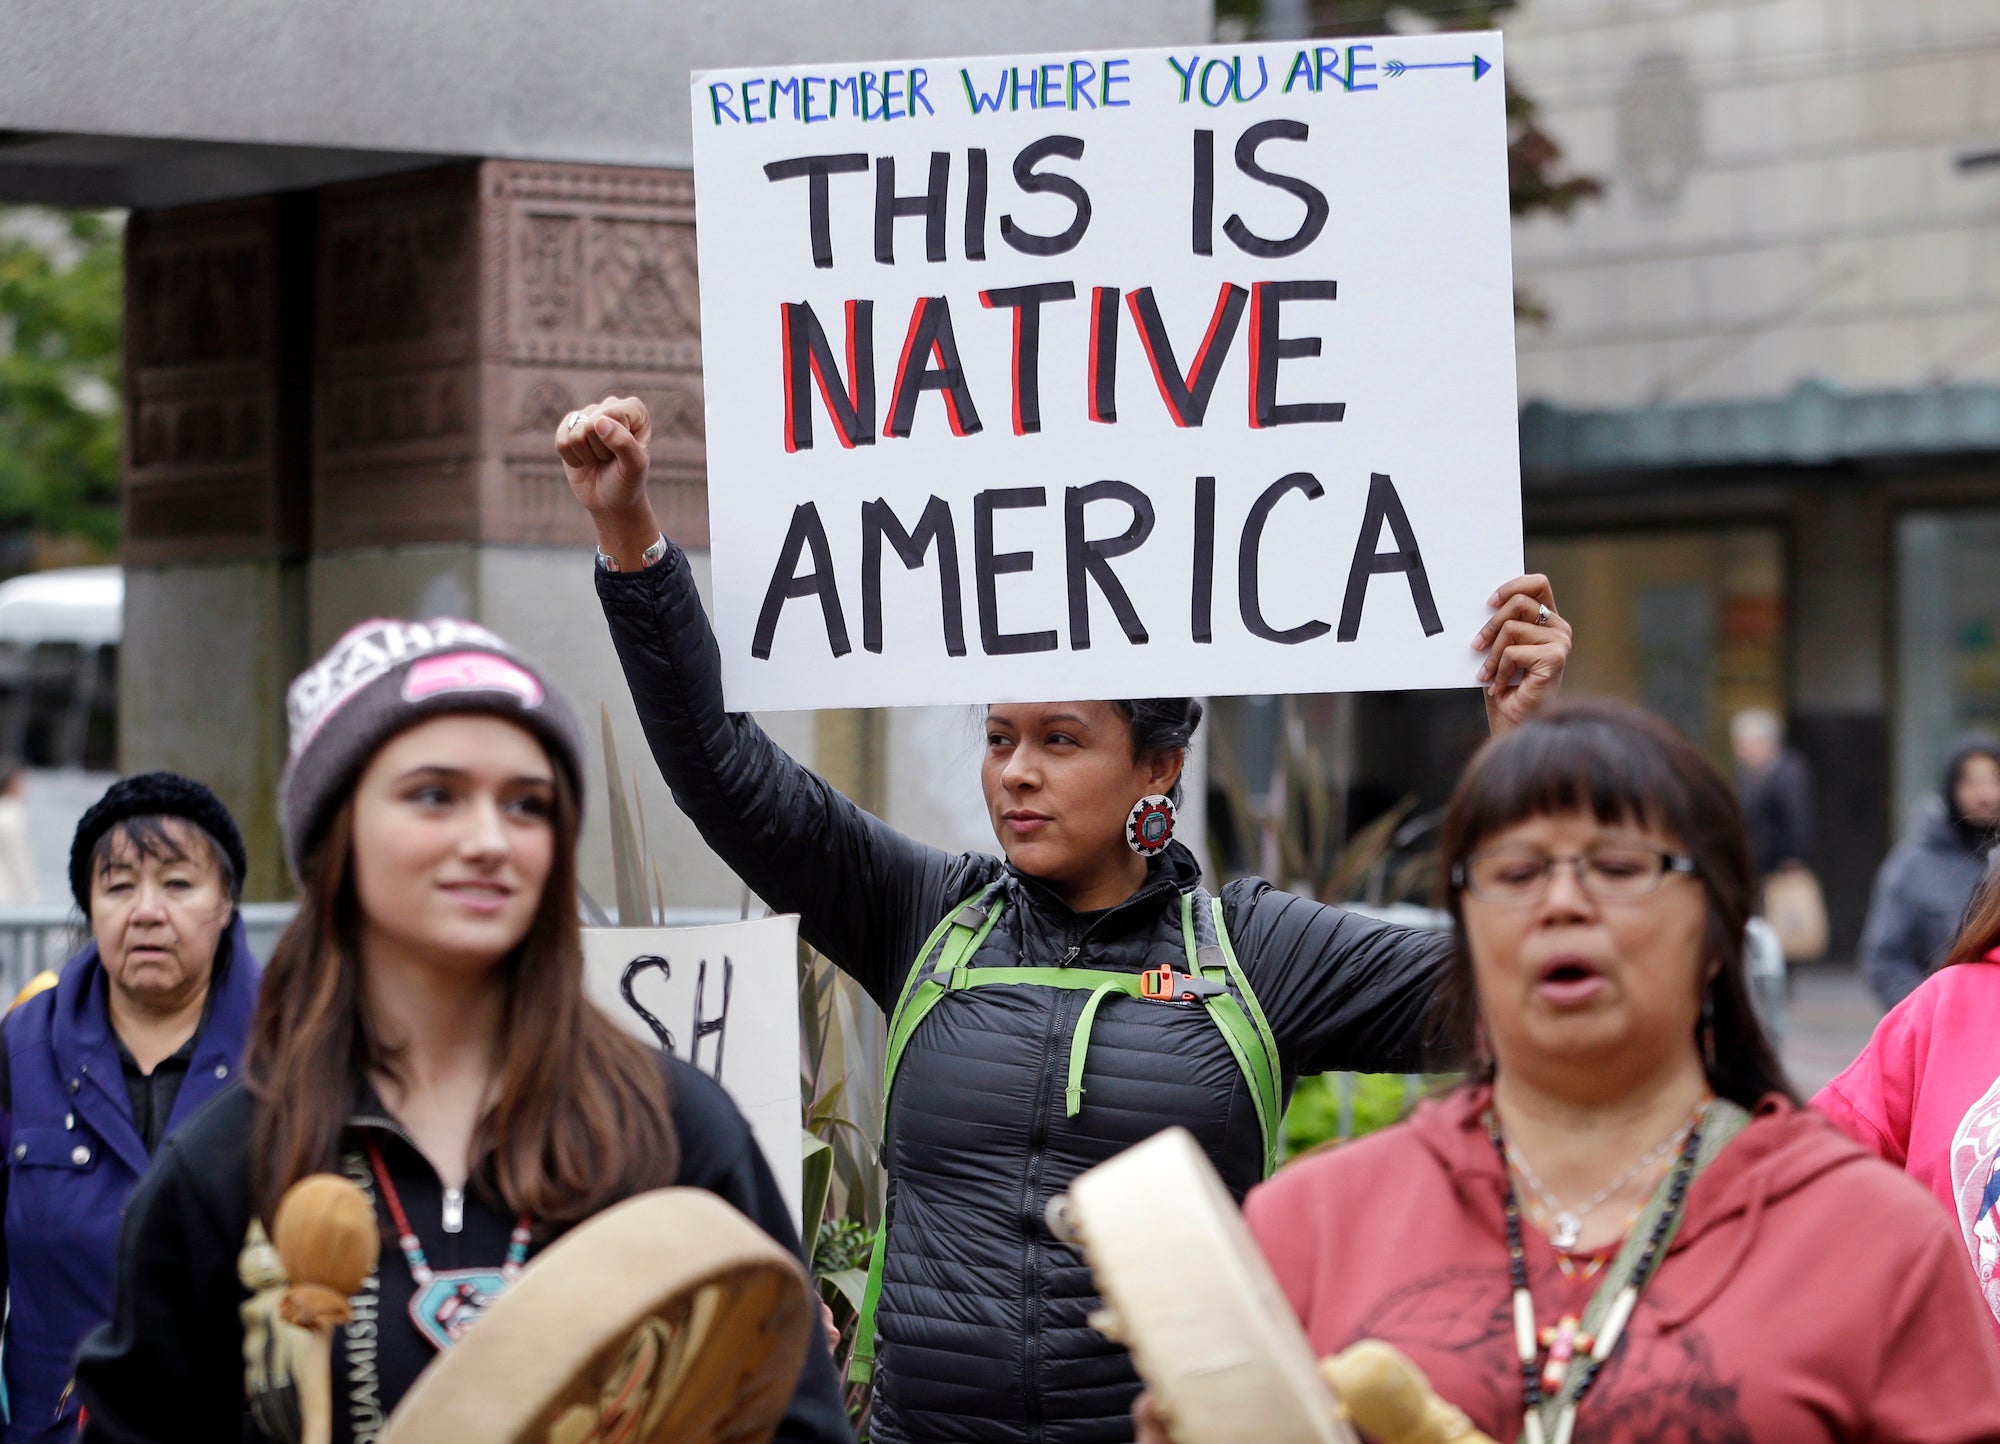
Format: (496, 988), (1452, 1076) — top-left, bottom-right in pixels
(802, 1130), (834, 1264)
(819, 1267), (870, 1316)
(600, 704), (658, 927)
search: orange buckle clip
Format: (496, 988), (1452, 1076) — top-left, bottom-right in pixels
(1140, 966), (1178, 1001)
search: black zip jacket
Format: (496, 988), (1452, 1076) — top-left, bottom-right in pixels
(596, 549), (1452, 1444)
(72, 1055), (852, 1444)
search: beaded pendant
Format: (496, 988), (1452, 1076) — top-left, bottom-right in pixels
(407, 1258), (524, 1351)
(367, 1140), (533, 1353)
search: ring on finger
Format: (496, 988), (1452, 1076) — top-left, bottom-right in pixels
(1536, 603), (1551, 627)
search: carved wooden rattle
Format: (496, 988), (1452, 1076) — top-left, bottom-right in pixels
(1322, 1341), (1497, 1444)
(271, 1175), (382, 1444)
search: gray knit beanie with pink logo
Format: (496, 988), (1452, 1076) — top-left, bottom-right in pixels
(278, 618), (587, 882)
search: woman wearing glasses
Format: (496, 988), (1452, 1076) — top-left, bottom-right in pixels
(1133, 701), (2000, 1444)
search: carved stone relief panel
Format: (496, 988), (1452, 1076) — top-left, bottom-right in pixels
(479, 161), (707, 547)
(313, 167), (482, 550)
(520, 214), (583, 333)
(123, 197), (305, 564)
(588, 218), (701, 341)
(305, 161), (706, 550)
(490, 367), (709, 546)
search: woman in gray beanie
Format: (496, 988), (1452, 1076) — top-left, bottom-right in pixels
(74, 618), (851, 1443)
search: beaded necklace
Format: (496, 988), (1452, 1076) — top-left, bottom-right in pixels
(1485, 1104), (1707, 1444)
(365, 1140), (533, 1353)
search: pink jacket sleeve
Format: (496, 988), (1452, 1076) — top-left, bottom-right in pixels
(1812, 987), (1933, 1168)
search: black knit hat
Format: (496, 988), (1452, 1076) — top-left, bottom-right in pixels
(70, 772), (248, 910)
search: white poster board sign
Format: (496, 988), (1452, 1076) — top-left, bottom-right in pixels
(583, 915), (803, 1219)
(690, 34), (1521, 711)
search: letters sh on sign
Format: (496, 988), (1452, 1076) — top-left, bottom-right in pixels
(691, 35), (1521, 711)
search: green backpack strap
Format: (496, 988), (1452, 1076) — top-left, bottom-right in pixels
(849, 879), (1007, 1385)
(847, 882), (1286, 1385)
(953, 963), (1152, 1117)
(1184, 890), (1285, 1178)
(881, 882), (1008, 1111)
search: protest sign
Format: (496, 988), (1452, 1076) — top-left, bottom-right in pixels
(582, 915), (804, 1217)
(690, 34), (1521, 711)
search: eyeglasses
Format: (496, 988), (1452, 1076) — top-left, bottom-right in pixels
(1455, 845), (1698, 906)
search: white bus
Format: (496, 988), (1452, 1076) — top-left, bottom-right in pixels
(0, 565), (118, 773)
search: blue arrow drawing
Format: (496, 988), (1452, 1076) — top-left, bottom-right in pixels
(1382, 55), (1492, 81)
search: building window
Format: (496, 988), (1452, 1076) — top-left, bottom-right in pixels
(1528, 526), (1787, 765)
(1895, 511), (2000, 829)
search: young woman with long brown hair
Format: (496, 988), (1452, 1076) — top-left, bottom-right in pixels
(72, 619), (850, 1443)
(1820, 860), (2000, 1347)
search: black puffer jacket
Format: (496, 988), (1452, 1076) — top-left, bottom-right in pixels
(599, 549), (1451, 1444)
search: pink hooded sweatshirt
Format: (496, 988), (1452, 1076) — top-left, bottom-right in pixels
(1246, 1084), (2000, 1443)
(1817, 959), (2000, 1350)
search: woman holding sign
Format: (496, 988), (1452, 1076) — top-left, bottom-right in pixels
(73, 620), (851, 1442)
(564, 395), (1571, 1444)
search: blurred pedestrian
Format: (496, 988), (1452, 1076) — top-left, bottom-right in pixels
(0, 766), (39, 905)
(0, 774), (256, 1442)
(1818, 870), (2000, 1346)
(1730, 709), (1813, 880)
(1860, 737), (2000, 1009)
(1730, 710), (1818, 1044)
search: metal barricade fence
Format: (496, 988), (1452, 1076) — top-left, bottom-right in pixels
(0, 903), (750, 1003)
(0, 903), (301, 1001)
(0, 905), (83, 999)
(0, 898), (1784, 1148)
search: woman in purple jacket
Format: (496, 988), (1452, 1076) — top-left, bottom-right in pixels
(0, 774), (257, 1442)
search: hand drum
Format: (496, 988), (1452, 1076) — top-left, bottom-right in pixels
(1048, 1128), (1360, 1444)
(1052, 1130), (1498, 1444)
(380, 1188), (814, 1444)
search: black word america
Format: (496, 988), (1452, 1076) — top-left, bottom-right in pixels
(752, 471), (1442, 661)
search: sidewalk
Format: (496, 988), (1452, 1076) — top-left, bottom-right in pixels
(1781, 959), (1882, 1097)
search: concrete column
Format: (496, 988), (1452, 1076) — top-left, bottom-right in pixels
(120, 195), (313, 896)
(1787, 481), (1891, 953)
(1789, 485), (1889, 715)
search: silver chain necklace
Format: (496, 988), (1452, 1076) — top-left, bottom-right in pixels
(1504, 1109), (1700, 1252)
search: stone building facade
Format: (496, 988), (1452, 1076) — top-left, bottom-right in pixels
(1501, 0), (2000, 948)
